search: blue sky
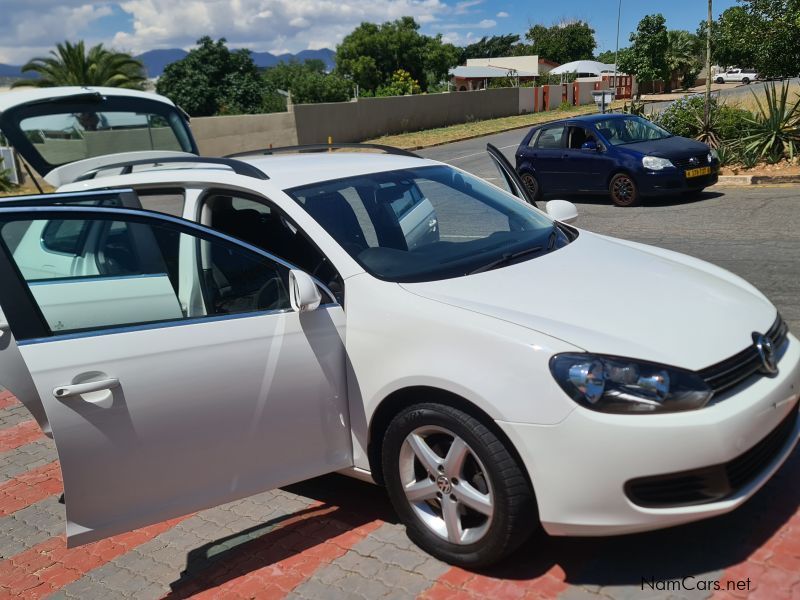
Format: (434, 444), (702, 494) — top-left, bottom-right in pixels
(0, 0), (740, 64)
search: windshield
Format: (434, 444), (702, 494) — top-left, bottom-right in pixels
(286, 165), (570, 283)
(594, 116), (672, 146)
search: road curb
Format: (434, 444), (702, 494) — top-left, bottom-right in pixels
(717, 174), (800, 186)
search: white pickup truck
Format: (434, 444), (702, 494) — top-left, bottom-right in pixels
(715, 68), (758, 84)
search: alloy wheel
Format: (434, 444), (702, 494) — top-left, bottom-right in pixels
(398, 425), (494, 545)
(611, 174), (637, 206)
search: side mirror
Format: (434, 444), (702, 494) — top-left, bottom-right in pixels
(545, 200), (578, 224)
(581, 140), (598, 152)
(289, 270), (322, 312)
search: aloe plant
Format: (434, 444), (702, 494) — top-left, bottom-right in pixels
(741, 81), (800, 160)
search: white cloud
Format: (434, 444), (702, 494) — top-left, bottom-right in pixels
(110, 0), (451, 55)
(455, 0), (482, 14)
(496, 11), (509, 18)
(0, 1), (115, 63)
(441, 18), (495, 30)
(0, 0), (453, 63)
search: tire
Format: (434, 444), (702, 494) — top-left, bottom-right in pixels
(609, 173), (640, 206)
(742, 77), (750, 84)
(381, 403), (537, 567)
(519, 172), (542, 201)
(715, 77), (724, 84)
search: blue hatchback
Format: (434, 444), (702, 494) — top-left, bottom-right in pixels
(515, 114), (720, 206)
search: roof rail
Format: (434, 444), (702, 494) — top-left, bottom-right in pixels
(226, 143), (421, 159)
(74, 157), (269, 182)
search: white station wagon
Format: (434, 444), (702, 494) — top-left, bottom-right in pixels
(0, 88), (798, 567)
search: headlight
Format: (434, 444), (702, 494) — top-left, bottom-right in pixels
(550, 353), (713, 414)
(642, 156), (673, 170)
(709, 148), (718, 162)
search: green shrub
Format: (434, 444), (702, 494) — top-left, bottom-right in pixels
(653, 95), (709, 139)
(0, 157), (17, 193)
(741, 81), (800, 161)
(715, 106), (756, 141)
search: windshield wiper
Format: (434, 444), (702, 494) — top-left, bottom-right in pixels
(468, 244), (544, 275)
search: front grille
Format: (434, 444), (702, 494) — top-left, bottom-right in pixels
(673, 154), (709, 169)
(625, 403), (799, 508)
(698, 314), (789, 395)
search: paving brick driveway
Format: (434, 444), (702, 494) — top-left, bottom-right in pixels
(0, 384), (798, 599)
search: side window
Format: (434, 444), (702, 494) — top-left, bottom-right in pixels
(535, 126), (565, 149)
(41, 219), (89, 254)
(0, 215), (292, 336)
(203, 192), (343, 301)
(567, 127), (596, 150)
(137, 188), (185, 217)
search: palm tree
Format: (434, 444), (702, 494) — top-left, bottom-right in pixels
(666, 30), (701, 90)
(12, 41), (146, 89)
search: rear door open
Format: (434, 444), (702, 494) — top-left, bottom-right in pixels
(0, 88), (198, 187)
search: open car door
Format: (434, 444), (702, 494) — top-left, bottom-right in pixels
(0, 190), (143, 435)
(486, 143), (539, 208)
(0, 87), (198, 186)
(0, 194), (351, 546)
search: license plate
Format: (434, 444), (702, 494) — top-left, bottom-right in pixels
(685, 166), (711, 178)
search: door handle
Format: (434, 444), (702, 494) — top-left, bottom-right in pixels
(53, 378), (119, 399)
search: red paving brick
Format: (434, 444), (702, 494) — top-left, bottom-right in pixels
(164, 504), (383, 599)
(0, 516), (187, 599)
(420, 564), (569, 600)
(0, 420), (44, 453)
(0, 391), (19, 410)
(0, 461), (62, 516)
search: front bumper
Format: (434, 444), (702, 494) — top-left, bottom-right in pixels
(638, 167), (719, 196)
(497, 332), (800, 537)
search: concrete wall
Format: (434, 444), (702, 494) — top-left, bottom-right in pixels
(191, 112), (298, 156)
(293, 88), (520, 144)
(190, 83), (608, 155)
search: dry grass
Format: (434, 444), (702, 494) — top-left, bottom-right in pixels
(365, 102), (624, 149)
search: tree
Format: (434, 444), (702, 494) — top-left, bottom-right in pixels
(156, 37), (264, 117)
(666, 30), (702, 89)
(458, 35), (521, 63)
(518, 20), (596, 65)
(618, 14), (669, 94)
(376, 69), (422, 96)
(262, 60), (352, 107)
(12, 41), (145, 89)
(336, 17), (458, 94)
(595, 49), (618, 64)
(702, 0), (800, 78)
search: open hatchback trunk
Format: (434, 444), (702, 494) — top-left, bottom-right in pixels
(0, 87), (198, 186)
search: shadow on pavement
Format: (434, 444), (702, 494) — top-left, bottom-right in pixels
(548, 190), (725, 208)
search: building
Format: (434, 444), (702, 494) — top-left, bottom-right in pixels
(449, 56), (559, 91)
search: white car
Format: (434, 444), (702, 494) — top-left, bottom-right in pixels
(0, 88), (798, 567)
(714, 68), (759, 84)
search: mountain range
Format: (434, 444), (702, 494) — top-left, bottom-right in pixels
(0, 47), (336, 80)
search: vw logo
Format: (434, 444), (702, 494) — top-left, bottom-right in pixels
(753, 333), (778, 375)
(689, 156), (699, 165)
(436, 475), (452, 494)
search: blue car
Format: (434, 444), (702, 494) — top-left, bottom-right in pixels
(515, 114), (720, 206)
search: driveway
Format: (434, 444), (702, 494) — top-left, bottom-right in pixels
(1, 131), (799, 599)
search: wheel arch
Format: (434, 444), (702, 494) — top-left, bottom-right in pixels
(367, 386), (533, 494)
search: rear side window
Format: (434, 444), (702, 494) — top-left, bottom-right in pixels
(41, 219), (89, 254)
(535, 127), (565, 149)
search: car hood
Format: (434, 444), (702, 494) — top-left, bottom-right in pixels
(619, 136), (710, 159)
(400, 232), (776, 371)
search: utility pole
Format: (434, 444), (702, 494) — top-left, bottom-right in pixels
(613, 0), (622, 94)
(705, 0), (712, 128)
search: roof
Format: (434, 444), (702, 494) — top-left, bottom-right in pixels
(449, 65), (538, 79)
(238, 152), (439, 189)
(550, 60), (617, 76)
(0, 86), (176, 114)
(527, 113), (634, 130)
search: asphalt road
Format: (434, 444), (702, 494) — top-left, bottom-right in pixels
(645, 77), (800, 113)
(420, 131), (800, 332)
